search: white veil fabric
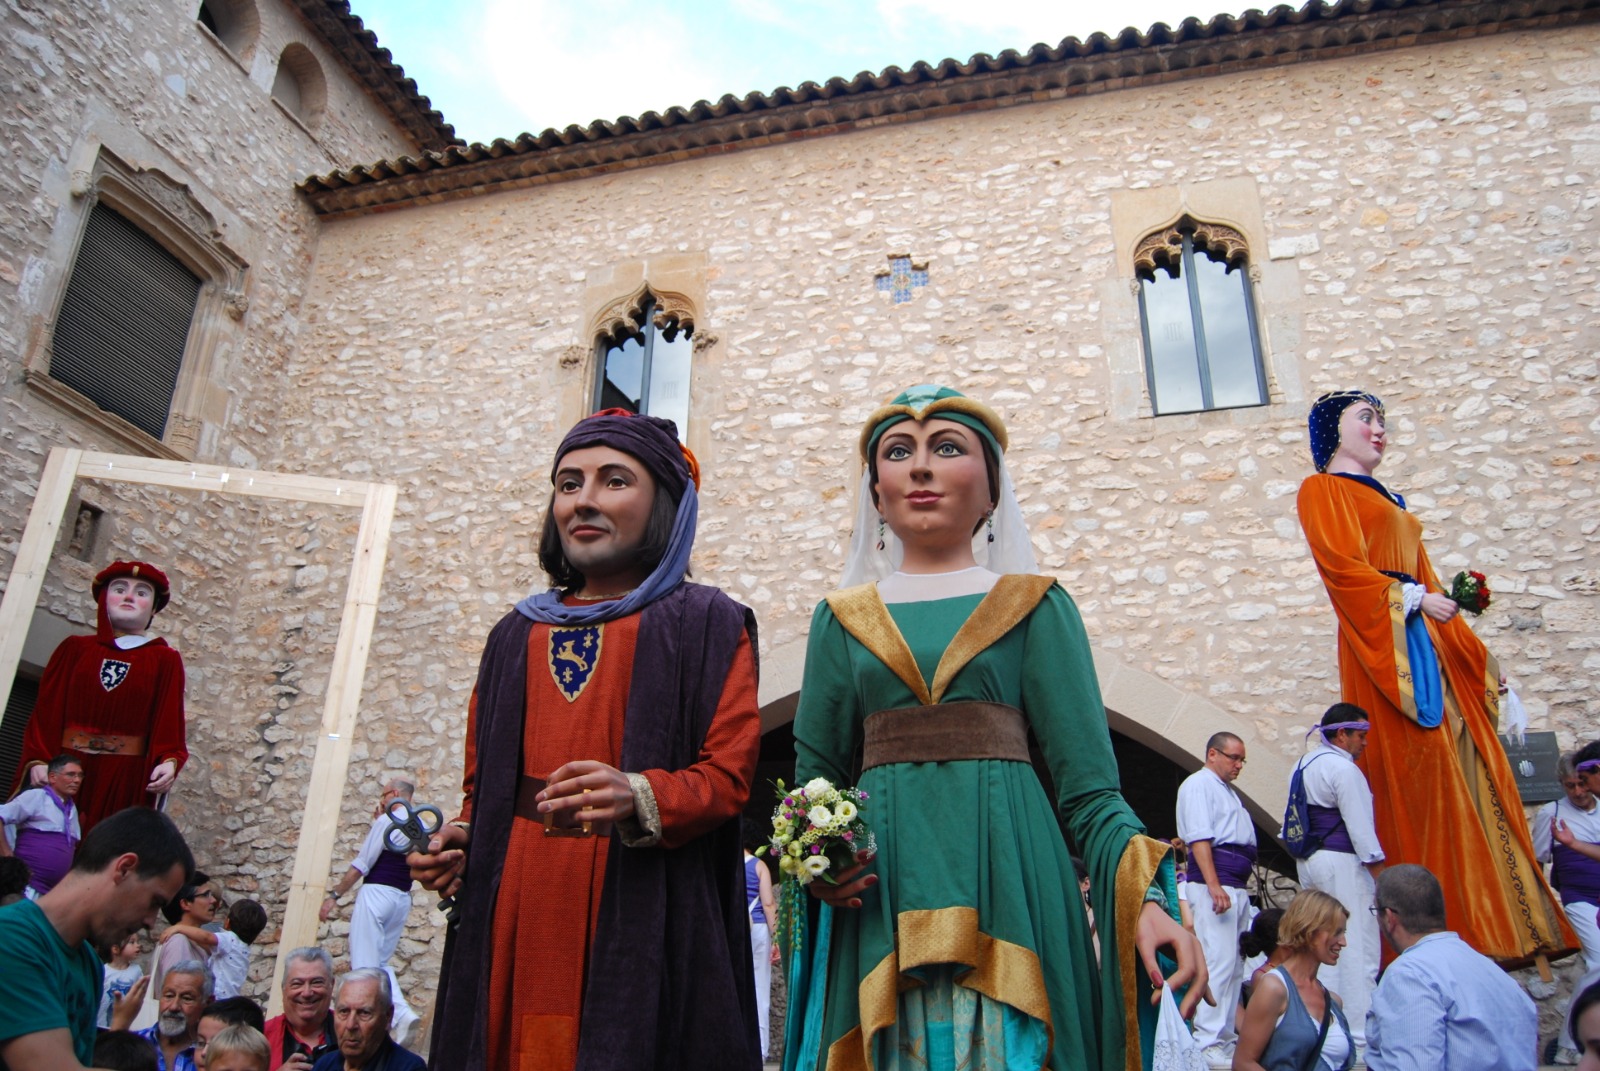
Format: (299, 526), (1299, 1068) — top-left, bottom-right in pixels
(838, 458), (1039, 588)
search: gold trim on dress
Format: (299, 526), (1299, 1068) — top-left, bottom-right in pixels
(1115, 835), (1173, 1071)
(823, 906), (1054, 1071)
(827, 584), (932, 705)
(929, 575), (1054, 704)
(1384, 580), (1420, 724)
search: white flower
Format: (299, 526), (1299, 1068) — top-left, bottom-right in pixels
(803, 777), (833, 800)
(833, 800), (858, 824)
(803, 855), (829, 878)
(807, 805), (833, 828)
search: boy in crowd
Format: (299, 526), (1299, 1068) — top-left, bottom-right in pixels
(161, 897), (268, 999)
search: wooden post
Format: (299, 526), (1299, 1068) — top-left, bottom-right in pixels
(270, 480), (397, 1010)
(0, 448), (399, 1017)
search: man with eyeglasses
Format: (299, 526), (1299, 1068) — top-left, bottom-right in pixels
(1288, 702), (1385, 1058)
(1176, 731), (1257, 1068)
(312, 969), (425, 1071)
(1366, 863), (1536, 1071)
(154, 872), (219, 993)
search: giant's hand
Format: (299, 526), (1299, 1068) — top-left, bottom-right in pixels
(1420, 592), (1459, 623)
(807, 849), (877, 909)
(1137, 899), (1214, 1020)
(27, 765), (46, 788)
(538, 759), (634, 835)
(408, 822), (469, 898)
(146, 760), (177, 794)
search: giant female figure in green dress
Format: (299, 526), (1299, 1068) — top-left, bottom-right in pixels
(785, 386), (1208, 1071)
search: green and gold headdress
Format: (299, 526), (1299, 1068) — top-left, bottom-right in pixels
(859, 384), (1009, 463)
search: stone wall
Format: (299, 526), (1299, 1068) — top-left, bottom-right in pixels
(0, 0), (424, 1002)
(276, 24), (1599, 1024)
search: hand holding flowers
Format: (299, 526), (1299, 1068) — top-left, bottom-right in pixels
(760, 777), (876, 952)
(1449, 569), (1492, 615)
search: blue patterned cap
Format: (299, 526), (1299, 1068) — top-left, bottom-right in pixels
(1308, 390), (1383, 472)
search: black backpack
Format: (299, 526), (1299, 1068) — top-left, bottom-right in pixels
(1281, 753), (1333, 859)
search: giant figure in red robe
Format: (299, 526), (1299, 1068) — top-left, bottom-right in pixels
(18, 561), (187, 833)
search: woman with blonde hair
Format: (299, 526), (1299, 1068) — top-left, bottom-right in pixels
(1233, 889), (1354, 1071)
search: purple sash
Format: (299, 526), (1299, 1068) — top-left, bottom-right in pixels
(1307, 805), (1356, 854)
(1552, 843), (1600, 908)
(1186, 842), (1258, 889)
(366, 850), (413, 891)
(15, 828), (76, 894)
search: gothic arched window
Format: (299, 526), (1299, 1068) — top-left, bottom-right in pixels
(1135, 219), (1267, 416)
(593, 294), (693, 440)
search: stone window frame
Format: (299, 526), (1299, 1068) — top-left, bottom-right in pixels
(1106, 177), (1302, 426)
(195, 0), (261, 67)
(1133, 217), (1271, 417)
(23, 147), (248, 461)
(271, 42), (329, 134)
(590, 285), (702, 431)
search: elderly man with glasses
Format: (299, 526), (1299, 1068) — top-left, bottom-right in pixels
(311, 970), (424, 1071)
(1177, 731), (1257, 1068)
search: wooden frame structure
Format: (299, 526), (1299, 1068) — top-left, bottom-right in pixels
(0, 448), (398, 1012)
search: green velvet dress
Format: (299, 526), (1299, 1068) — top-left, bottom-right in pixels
(785, 579), (1173, 1071)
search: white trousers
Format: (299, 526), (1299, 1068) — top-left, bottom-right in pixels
(1567, 899), (1600, 973)
(751, 921), (772, 1059)
(351, 884), (418, 1039)
(1184, 882), (1251, 1055)
(1297, 850), (1378, 1045)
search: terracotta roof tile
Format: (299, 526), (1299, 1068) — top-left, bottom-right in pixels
(299, 0), (1600, 215)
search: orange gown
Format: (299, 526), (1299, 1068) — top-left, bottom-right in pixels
(455, 608), (760, 1071)
(1298, 473), (1574, 962)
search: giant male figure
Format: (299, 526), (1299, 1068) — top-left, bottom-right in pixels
(412, 409), (763, 1071)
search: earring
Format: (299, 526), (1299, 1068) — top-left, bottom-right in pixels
(876, 518), (886, 552)
(986, 509), (995, 544)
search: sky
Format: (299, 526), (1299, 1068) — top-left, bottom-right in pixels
(358, 0), (1250, 146)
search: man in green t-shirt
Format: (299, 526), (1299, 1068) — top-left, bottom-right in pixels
(0, 806), (193, 1070)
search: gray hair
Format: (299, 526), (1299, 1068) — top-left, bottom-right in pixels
(282, 946), (334, 983)
(1557, 751), (1579, 781)
(385, 778), (416, 799)
(164, 959), (213, 1000)
(1374, 863), (1447, 934)
(334, 968), (393, 1017)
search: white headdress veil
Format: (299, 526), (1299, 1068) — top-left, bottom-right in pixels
(839, 386), (1039, 588)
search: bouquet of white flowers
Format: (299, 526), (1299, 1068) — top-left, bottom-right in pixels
(760, 776), (874, 953)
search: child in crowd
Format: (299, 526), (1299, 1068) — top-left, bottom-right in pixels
(160, 897), (268, 999)
(202, 1023), (271, 1071)
(92, 1029), (159, 1071)
(1240, 906), (1289, 1004)
(0, 856), (30, 905)
(196, 995), (267, 1068)
(99, 933), (146, 1028)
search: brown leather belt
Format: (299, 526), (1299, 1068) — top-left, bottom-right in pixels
(63, 729), (146, 756)
(861, 702), (1030, 771)
(514, 774), (593, 837)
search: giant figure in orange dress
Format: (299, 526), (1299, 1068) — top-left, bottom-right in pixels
(1296, 390), (1574, 963)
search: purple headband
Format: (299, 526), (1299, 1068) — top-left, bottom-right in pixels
(1578, 759), (1600, 773)
(1307, 720), (1371, 739)
(552, 409), (692, 501)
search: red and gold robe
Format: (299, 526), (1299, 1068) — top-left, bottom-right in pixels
(20, 634), (187, 833)
(455, 600), (760, 1071)
(1298, 473), (1574, 962)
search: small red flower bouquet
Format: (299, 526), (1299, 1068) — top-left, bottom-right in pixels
(1449, 570), (1492, 615)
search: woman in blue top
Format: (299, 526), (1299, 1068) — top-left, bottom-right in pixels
(1234, 889), (1355, 1071)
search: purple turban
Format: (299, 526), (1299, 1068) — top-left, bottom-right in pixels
(550, 408), (699, 500)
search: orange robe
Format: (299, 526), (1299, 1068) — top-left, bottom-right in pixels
(1298, 473), (1574, 962)
(455, 607), (760, 1071)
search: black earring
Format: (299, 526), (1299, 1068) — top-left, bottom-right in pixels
(876, 518), (886, 551)
(986, 509), (995, 543)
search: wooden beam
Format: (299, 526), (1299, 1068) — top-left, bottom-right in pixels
(269, 480), (398, 1012)
(75, 451), (375, 508)
(0, 448), (83, 720)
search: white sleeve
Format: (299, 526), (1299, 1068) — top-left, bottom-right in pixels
(1330, 761), (1385, 864)
(1531, 803), (1554, 864)
(349, 817), (389, 876)
(1175, 777), (1216, 844)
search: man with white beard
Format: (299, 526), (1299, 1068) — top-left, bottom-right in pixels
(136, 960), (209, 1071)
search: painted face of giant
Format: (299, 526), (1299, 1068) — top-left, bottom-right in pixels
(1329, 401), (1387, 475)
(104, 577), (158, 635)
(551, 445), (659, 594)
(872, 418), (993, 549)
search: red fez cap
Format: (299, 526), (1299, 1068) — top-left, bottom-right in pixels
(92, 560), (171, 614)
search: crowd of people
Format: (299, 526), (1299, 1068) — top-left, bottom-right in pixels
(1, 387), (1598, 1071)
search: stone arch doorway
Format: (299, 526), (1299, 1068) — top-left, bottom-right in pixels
(749, 637), (1294, 874)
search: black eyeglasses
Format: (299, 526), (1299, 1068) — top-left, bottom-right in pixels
(1218, 751), (1247, 765)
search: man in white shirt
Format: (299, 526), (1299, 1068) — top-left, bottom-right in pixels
(1543, 746), (1600, 1064)
(1176, 731), (1256, 1067)
(1367, 863), (1537, 1071)
(320, 777), (420, 1040)
(1288, 703), (1384, 1053)
(0, 755), (83, 897)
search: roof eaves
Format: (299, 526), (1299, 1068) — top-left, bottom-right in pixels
(298, 0), (1600, 217)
